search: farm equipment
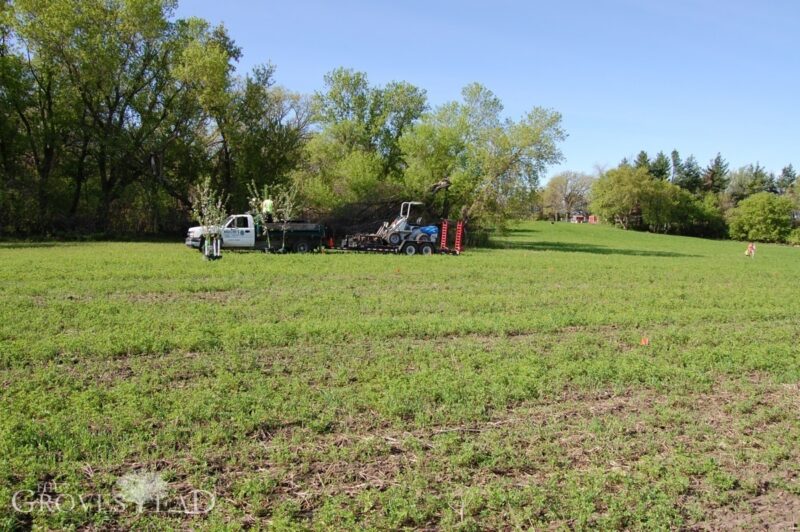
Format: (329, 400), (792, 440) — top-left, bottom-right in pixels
(339, 201), (465, 255)
(184, 202), (465, 256)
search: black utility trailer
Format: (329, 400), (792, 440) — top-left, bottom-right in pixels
(338, 218), (464, 256)
(259, 222), (326, 253)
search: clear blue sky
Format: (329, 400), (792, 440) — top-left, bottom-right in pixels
(177, 0), (799, 179)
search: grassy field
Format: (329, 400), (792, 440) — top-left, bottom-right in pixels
(2, 222), (800, 530)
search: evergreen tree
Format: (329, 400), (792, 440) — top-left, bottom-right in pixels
(776, 164), (796, 194)
(650, 151), (671, 180)
(727, 163), (776, 204)
(675, 155), (703, 194)
(748, 163), (773, 196)
(634, 150), (650, 170)
(703, 153), (729, 193)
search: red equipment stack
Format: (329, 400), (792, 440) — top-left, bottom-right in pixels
(454, 220), (464, 254)
(439, 219), (465, 255)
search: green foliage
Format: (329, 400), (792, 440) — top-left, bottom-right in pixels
(689, 193), (727, 238)
(703, 153), (729, 194)
(727, 163), (775, 204)
(301, 79), (565, 228)
(776, 164), (797, 195)
(650, 151), (671, 180)
(1, 1), (307, 233)
(402, 84), (565, 227)
(640, 179), (687, 232)
(227, 66), (310, 207)
(314, 68), (426, 177)
(674, 155), (703, 194)
(787, 228), (800, 246)
(593, 163), (727, 237)
(728, 192), (794, 242)
(541, 171), (594, 220)
(634, 150), (650, 170)
(293, 68), (426, 213)
(189, 176), (227, 235)
(590, 165), (651, 229)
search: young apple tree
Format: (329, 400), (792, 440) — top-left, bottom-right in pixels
(191, 177), (228, 260)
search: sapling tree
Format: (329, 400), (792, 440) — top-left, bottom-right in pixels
(247, 180), (271, 250)
(247, 180), (300, 252)
(274, 183), (299, 252)
(190, 177), (228, 260)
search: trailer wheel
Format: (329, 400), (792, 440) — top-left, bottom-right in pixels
(388, 232), (402, 246)
(294, 240), (310, 253)
(402, 243), (417, 256)
(419, 242), (434, 255)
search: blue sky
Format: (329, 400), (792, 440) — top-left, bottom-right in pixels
(177, 0), (799, 179)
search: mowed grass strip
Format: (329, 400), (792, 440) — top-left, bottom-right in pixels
(1, 222), (799, 529)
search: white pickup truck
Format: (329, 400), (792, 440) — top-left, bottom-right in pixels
(185, 214), (326, 253)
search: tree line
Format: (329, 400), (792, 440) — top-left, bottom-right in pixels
(542, 150), (799, 244)
(3, 0), (796, 244)
(0, 0), (565, 236)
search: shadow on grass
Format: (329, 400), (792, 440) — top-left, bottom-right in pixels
(505, 227), (538, 235)
(0, 242), (60, 249)
(0, 234), (181, 248)
(490, 240), (698, 257)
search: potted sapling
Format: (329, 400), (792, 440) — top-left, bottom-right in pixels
(190, 177), (228, 260)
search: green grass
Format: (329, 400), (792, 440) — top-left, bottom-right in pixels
(2, 222), (800, 529)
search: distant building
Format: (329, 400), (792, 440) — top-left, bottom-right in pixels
(570, 212), (590, 223)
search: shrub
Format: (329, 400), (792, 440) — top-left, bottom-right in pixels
(728, 192), (794, 243)
(788, 228), (800, 246)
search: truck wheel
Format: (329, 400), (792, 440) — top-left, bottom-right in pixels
(419, 242), (435, 255)
(388, 232), (402, 246)
(403, 243), (417, 256)
(294, 240), (310, 253)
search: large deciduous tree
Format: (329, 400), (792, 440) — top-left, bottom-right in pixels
(13, 0), (201, 229)
(314, 67), (426, 179)
(401, 83), (565, 226)
(590, 164), (651, 230)
(541, 171), (593, 221)
(295, 68), (426, 212)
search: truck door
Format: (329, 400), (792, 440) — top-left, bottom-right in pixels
(222, 216), (256, 248)
(240, 216), (255, 247)
(221, 216), (242, 247)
